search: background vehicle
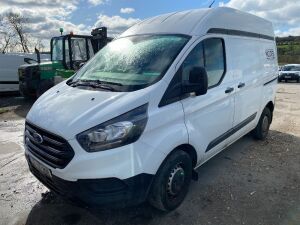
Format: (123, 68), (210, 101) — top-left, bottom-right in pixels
(18, 27), (112, 97)
(278, 64), (300, 82)
(24, 7), (277, 211)
(0, 53), (49, 93)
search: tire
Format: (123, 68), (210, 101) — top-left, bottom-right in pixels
(148, 150), (192, 211)
(252, 107), (272, 140)
(285, 79), (287, 83)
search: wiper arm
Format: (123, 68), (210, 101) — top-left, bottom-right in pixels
(97, 80), (123, 86)
(70, 80), (117, 91)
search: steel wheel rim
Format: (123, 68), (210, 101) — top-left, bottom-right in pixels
(167, 164), (185, 196)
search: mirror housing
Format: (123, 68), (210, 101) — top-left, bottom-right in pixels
(24, 58), (37, 64)
(182, 67), (208, 96)
(79, 62), (85, 69)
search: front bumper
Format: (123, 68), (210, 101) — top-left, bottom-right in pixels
(26, 154), (154, 207)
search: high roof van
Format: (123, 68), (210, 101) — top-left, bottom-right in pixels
(24, 7), (278, 211)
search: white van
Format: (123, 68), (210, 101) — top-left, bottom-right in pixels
(24, 7), (278, 211)
(0, 53), (50, 92)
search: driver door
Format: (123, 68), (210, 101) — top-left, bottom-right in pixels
(180, 37), (235, 163)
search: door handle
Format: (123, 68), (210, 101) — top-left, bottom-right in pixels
(238, 82), (245, 88)
(225, 87), (234, 94)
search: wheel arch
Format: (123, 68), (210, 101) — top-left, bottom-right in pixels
(266, 101), (274, 112)
(161, 144), (198, 169)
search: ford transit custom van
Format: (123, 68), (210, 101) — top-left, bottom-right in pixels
(24, 7), (278, 211)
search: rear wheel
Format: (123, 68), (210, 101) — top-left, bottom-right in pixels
(148, 150), (192, 211)
(252, 107), (272, 140)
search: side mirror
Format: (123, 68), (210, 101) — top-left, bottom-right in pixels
(24, 57), (37, 64)
(183, 67), (208, 96)
(79, 62), (85, 69)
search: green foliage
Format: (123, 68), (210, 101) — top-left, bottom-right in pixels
(277, 39), (300, 64)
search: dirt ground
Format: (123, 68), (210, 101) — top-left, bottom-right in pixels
(0, 83), (299, 225)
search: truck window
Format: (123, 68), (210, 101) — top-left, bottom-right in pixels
(182, 38), (225, 87)
(71, 38), (88, 61)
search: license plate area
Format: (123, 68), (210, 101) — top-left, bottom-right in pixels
(285, 76), (291, 78)
(29, 156), (52, 178)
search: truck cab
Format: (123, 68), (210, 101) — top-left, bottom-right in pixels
(18, 27), (110, 97)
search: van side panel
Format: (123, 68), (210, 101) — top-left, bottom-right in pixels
(225, 36), (277, 143)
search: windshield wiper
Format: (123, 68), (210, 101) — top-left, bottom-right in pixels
(69, 80), (118, 91)
(97, 80), (123, 86)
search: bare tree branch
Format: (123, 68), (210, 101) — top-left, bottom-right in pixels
(4, 12), (30, 53)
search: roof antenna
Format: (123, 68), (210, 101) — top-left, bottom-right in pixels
(209, 0), (215, 8)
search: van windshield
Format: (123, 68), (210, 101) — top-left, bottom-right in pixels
(71, 34), (189, 91)
(282, 65), (300, 71)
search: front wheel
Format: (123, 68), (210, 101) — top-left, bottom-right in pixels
(252, 107), (272, 140)
(148, 150), (192, 211)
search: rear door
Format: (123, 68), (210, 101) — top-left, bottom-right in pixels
(180, 37), (235, 163)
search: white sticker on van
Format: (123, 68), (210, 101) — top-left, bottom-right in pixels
(265, 49), (275, 60)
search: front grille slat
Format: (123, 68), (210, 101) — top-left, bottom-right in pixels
(42, 136), (64, 146)
(25, 122), (75, 169)
(26, 140), (64, 164)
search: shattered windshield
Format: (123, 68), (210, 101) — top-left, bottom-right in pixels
(71, 34), (189, 91)
(51, 37), (63, 61)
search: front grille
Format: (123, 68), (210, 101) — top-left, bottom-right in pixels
(25, 122), (74, 169)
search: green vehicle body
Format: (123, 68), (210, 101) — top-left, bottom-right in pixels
(18, 27), (110, 97)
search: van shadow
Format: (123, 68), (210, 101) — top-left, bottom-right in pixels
(24, 130), (300, 225)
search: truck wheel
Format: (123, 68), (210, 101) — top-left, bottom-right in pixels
(252, 107), (272, 140)
(148, 150), (192, 211)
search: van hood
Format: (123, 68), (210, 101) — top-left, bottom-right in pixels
(26, 82), (150, 140)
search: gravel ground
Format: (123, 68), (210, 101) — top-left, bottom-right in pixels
(0, 83), (299, 225)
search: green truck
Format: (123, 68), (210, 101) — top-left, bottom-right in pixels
(18, 27), (111, 97)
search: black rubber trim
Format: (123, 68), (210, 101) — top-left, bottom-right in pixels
(207, 28), (274, 41)
(206, 112), (257, 152)
(264, 77), (278, 86)
(0, 81), (19, 84)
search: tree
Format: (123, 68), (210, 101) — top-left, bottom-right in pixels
(0, 15), (15, 53)
(0, 12), (30, 53)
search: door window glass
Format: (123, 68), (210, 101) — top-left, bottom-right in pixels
(204, 39), (225, 87)
(182, 38), (225, 87)
(71, 38), (87, 61)
(65, 39), (70, 68)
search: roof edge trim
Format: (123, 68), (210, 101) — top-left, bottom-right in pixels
(207, 28), (274, 41)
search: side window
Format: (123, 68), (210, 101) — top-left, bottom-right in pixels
(182, 43), (204, 82)
(204, 38), (225, 87)
(65, 39), (70, 68)
(182, 38), (225, 87)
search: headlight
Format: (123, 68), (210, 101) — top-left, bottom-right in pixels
(77, 104), (148, 152)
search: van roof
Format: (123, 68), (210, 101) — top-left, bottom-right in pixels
(120, 7), (274, 39)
